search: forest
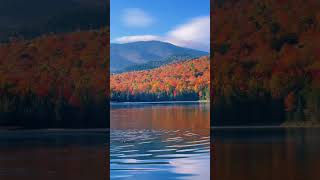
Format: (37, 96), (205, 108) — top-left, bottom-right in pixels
(111, 56), (210, 102)
(0, 29), (109, 128)
(212, 0), (320, 126)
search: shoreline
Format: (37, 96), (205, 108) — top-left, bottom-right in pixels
(281, 121), (320, 128)
(2, 125), (320, 132)
(211, 124), (320, 129)
(111, 100), (209, 104)
(0, 128), (109, 133)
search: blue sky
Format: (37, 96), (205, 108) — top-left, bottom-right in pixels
(111, 0), (210, 52)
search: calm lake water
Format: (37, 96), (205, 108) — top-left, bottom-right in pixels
(0, 131), (107, 180)
(212, 127), (320, 180)
(110, 102), (210, 180)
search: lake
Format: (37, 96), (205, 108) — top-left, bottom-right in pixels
(110, 102), (210, 180)
(212, 127), (320, 180)
(0, 130), (107, 180)
(3, 103), (317, 180)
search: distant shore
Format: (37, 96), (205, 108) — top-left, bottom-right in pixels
(111, 100), (209, 104)
(0, 128), (109, 132)
(211, 123), (320, 129)
(281, 121), (320, 128)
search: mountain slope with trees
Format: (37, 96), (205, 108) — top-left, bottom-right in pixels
(0, 28), (108, 128)
(212, 0), (320, 126)
(111, 56), (210, 102)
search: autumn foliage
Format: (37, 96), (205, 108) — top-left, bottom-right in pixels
(111, 56), (210, 102)
(212, 0), (320, 125)
(0, 29), (109, 128)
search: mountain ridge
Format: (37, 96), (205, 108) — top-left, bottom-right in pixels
(110, 40), (208, 72)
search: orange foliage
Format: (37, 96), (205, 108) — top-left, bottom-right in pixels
(213, 0), (320, 103)
(212, 0), (320, 124)
(110, 56), (210, 101)
(0, 29), (109, 107)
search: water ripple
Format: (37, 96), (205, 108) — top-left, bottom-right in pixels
(110, 129), (210, 180)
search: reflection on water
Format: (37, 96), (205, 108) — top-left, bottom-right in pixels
(0, 131), (107, 180)
(212, 128), (320, 180)
(111, 102), (210, 130)
(110, 102), (210, 180)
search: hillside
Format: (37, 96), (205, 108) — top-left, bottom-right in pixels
(110, 41), (208, 72)
(0, 28), (108, 128)
(111, 56), (210, 102)
(212, 0), (320, 125)
(119, 55), (200, 73)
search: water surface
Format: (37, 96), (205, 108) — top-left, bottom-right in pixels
(212, 128), (320, 180)
(0, 130), (107, 180)
(110, 102), (210, 180)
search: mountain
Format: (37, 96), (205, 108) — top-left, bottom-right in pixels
(110, 41), (208, 72)
(0, 0), (108, 42)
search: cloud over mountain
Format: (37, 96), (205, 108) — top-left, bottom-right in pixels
(113, 16), (210, 52)
(114, 35), (160, 43)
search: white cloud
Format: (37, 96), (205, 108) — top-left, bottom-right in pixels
(114, 16), (210, 51)
(113, 35), (160, 43)
(122, 8), (154, 28)
(165, 16), (210, 52)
